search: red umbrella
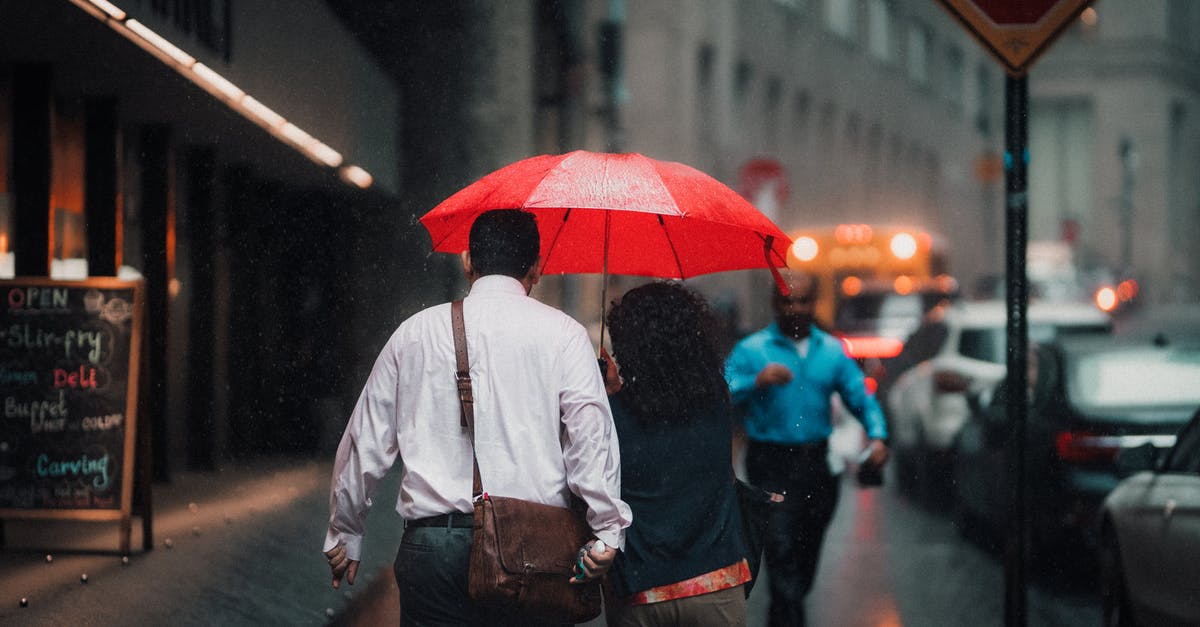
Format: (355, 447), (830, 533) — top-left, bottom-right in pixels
(421, 151), (792, 286)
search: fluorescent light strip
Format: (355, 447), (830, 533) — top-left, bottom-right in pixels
(279, 122), (315, 148)
(87, 0), (126, 19)
(240, 96), (286, 128)
(308, 142), (344, 168)
(340, 166), (373, 189)
(72, 1), (373, 189)
(125, 19), (196, 67)
(193, 63), (244, 101)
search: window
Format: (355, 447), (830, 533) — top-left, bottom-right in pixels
(959, 329), (1003, 364)
(1168, 0), (1195, 52)
(1068, 349), (1200, 413)
(975, 64), (994, 136)
(793, 90), (812, 141)
(696, 45), (716, 141)
(944, 45), (964, 105)
(907, 22), (931, 85)
(825, 0), (856, 40)
(867, 0), (892, 61)
(1029, 100), (1094, 240)
(765, 77), (782, 151)
(734, 61), (754, 104)
(1165, 412), (1200, 474)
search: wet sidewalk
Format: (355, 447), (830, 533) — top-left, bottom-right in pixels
(0, 456), (406, 626)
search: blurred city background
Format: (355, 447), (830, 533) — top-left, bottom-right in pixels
(1, 1), (1198, 625)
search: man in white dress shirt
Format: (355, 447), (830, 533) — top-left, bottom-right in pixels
(323, 209), (631, 626)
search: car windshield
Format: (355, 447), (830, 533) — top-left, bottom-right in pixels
(835, 292), (941, 338)
(959, 322), (1109, 364)
(1068, 348), (1200, 412)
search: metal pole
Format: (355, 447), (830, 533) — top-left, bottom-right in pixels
(1118, 136), (1136, 272)
(1003, 74), (1030, 627)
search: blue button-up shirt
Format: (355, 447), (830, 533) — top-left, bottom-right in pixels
(725, 323), (887, 445)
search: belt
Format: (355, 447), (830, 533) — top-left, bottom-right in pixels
(407, 512), (474, 529)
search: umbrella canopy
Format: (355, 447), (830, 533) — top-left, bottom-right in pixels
(420, 151), (792, 282)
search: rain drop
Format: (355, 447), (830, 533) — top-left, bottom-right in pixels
(80, 573), (88, 584)
(45, 554), (53, 563)
(121, 556), (130, 565)
(20, 597), (29, 608)
(192, 526), (201, 536)
(188, 502), (199, 513)
(325, 608), (335, 618)
(164, 538), (174, 549)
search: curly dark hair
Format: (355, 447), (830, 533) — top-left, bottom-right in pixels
(606, 281), (730, 424)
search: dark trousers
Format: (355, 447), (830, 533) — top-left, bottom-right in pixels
(393, 525), (570, 627)
(746, 440), (840, 627)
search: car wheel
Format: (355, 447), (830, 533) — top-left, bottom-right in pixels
(1101, 528), (1136, 627)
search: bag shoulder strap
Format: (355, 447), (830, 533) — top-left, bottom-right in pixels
(452, 299), (484, 499)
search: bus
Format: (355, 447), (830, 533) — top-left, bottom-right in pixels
(786, 224), (958, 362)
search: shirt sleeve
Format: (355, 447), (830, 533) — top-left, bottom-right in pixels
(557, 325), (632, 550)
(832, 349), (888, 441)
(322, 340), (402, 562)
(724, 340), (761, 406)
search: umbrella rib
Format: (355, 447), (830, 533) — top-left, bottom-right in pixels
(657, 215), (687, 279)
(541, 208), (572, 270)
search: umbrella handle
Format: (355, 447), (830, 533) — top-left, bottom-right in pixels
(598, 212), (611, 357)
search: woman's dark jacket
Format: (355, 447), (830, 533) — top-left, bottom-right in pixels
(608, 390), (747, 598)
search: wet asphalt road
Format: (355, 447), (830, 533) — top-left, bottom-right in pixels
(0, 455), (1102, 626)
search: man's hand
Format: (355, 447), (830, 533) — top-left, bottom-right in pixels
(325, 544), (359, 589)
(755, 363), (793, 389)
(865, 439), (889, 466)
(569, 539), (617, 584)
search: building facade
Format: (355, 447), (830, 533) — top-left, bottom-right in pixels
(1, 0), (406, 476)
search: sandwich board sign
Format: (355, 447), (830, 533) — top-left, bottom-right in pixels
(936, 0), (1095, 75)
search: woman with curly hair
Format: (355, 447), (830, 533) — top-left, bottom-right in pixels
(603, 281), (750, 626)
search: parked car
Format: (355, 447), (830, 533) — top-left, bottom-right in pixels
(951, 336), (1200, 559)
(885, 299), (1111, 496)
(1099, 406), (1200, 627)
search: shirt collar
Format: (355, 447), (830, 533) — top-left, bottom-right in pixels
(766, 321), (818, 347)
(468, 274), (528, 297)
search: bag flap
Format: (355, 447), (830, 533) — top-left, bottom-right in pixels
(487, 496), (591, 576)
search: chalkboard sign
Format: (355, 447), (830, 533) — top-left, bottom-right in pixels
(0, 278), (143, 528)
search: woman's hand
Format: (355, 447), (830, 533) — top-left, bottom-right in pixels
(569, 539), (616, 584)
(600, 347), (622, 395)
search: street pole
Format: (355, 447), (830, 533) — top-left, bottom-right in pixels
(1118, 136), (1136, 272)
(1003, 74), (1030, 627)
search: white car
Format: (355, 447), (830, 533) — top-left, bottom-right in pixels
(1100, 407), (1200, 627)
(884, 299), (1110, 495)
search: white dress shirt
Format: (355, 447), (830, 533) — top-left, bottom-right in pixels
(324, 275), (631, 561)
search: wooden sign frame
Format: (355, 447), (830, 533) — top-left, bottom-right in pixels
(0, 277), (146, 554)
(936, 0), (1095, 76)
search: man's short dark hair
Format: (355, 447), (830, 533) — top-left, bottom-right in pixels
(468, 209), (540, 279)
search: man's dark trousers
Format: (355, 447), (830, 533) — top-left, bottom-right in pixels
(746, 440), (840, 627)
(393, 524), (570, 627)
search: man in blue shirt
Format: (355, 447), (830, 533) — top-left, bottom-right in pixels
(726, 272), (889, 627)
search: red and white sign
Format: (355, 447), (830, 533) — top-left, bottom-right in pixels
(738, 158), (789, 223)
(936, 0), (1095, 75)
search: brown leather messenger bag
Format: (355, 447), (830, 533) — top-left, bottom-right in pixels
(451, 300), (602, 623)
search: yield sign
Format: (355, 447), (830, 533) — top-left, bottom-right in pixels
(937, 0), (1095, 75)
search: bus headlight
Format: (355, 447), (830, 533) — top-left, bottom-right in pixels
(791, 236), (819, 262)
(890, 233), (918, 259)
